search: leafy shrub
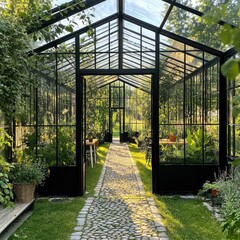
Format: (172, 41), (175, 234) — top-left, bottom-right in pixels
(10, 150), (48, 185)
(0, 129), (14, 208)
(200, 167), (240, 239)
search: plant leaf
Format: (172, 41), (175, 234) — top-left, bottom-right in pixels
(221, 59), (240, 80)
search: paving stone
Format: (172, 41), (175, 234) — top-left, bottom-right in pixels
(74, 226), (83, 231)
(71, 140), (169, 239)
(70, 236), (80, 240)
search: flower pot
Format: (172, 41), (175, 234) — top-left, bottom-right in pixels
(14, 183), (36, 203)
(211, 188), (219, 197)
(89, 137), (93, 142)
(168, 135), (176, 142)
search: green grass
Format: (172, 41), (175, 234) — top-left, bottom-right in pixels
(9, 143), (110, 240)
(128, 143), (227, 240)
(112, 122), (120, 137)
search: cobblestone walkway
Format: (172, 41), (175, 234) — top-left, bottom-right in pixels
(71, 140), (168, 240)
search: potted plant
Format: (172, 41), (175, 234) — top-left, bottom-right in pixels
(10, 151), (48, 203)
(168, 134), (176, 142)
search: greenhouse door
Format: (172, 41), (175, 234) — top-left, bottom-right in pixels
(110, 108), (124, 139)
(109, 82), (125, 141)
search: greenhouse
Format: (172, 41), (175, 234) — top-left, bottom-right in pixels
(1, 0), (239, 195)
(1, 0), (239, 197)
(1, 0), (240, 239)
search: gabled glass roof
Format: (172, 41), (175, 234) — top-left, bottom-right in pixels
(37, 0), (238, 52)
(32, 0), (237, 92)
(124, 0), (170, 27)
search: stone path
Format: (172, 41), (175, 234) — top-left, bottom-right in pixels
(71, 140), (169, 240)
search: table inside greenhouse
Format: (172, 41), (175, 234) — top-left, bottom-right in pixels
(159, 139), (185, 145)
(86, 139), (98, 167)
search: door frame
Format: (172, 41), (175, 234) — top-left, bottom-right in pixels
(76, 70), (159, 195)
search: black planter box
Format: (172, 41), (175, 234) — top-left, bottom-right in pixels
(156, 164), (219, 194)
(37, 166), (80, 197)
(104, 132), (112, 142)
(120, 132), (128, 142)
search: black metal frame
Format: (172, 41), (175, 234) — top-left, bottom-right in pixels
(19, 0), (238, 196)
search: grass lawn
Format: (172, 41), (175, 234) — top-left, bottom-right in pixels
(9, 143), (110, 240)
(128, 143), (227, 240)
(112, 122), (120, 137)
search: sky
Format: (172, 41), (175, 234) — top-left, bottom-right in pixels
(52, 0), (169, 27)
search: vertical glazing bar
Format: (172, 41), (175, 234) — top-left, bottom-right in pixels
(55, 49), (59, 166)
(152, 33), (160, 194)
(140, 27), (142, 69)
(190, 76), (193, 125)
(209, 67), (212, 120)
(183, 45), (186, 164)
(123, 82), (125, 132)
(219, 56), (228, 170)
(75, 35), (85, 196)
(202, 51), (205, 165)
(108, 21), (111, 69)
(232, 79), (236, 157)
(94, 28), (97, 69)
(118, 0), (124, 69)
(227, 78), (232, 158)
(109, 85), (111, 134)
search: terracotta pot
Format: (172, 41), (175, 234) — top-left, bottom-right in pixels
(168, 135), (176, 142)
(211, 188), (219, 197)
(14, 183), (36, 203)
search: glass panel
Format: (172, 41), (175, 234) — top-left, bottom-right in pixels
(124, 0), (170, 26)
(159, 125), (184, 164)
(38, 127), (57, 166)
(58, 126), (76, 166)
(185, 125), (203, 164)
(91, 0), (117, 22)
(34, 0), (116, 45)
(15, 127), (36, 153)
(204, 125), (219, 164)
(160, 35), (184, 51)
(164, 6), (228, 51)
(52, 0), (72, 7)
(38, 73), (56, 126)
(176, 0), (240, 27)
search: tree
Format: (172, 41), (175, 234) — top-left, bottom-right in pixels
(0, 0), (91, 118)
(0, 16), (31, 118)
(165, 0), (239, 50)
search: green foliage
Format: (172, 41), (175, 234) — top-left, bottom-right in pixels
(129, 143), (226, 239)
(86, 83), (109, 142)
(22, 126), (76, 167)
(200, 167), (240, 239)
(0, 17), (31, 117)
(10, 151), (48, 185)
(198, 180), (219, 198)
(0, 0), (92, 119)
(39, 127), (76, 166)
(222, 59), (240, 81)
(0, 171), (13, 208)
(203, 3), (240, 82)
(160, 128), (217, 164)
(185, 128), (217, 163)
(221, 210), (240, 240)
(0, 0), (91, 42)
(0, 128), (14, 208)
(8, 144), (109, 240)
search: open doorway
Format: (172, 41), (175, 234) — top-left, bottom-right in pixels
(111, 109), (123, 141)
